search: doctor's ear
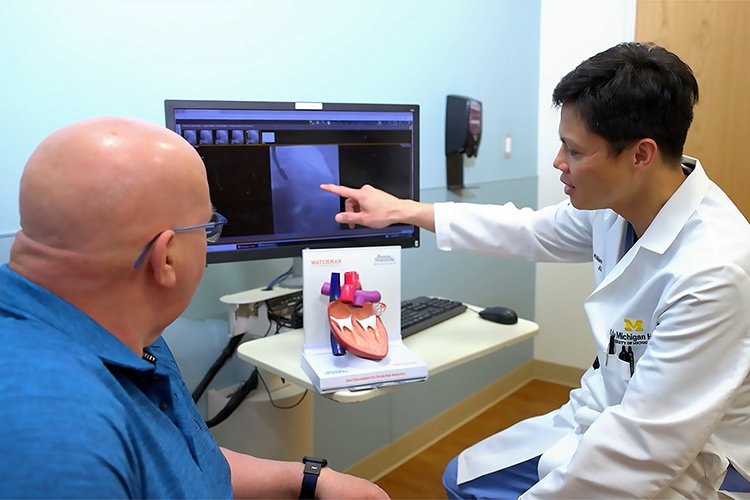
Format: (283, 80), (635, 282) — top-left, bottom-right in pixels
(632, 139), (658, 171)
(148, 231), (177, 288)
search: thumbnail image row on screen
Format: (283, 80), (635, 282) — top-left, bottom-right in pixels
(181, 128), (272, 146)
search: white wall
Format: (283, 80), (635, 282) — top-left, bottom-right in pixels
(0, 0), (539, 235)
(534, 0), (636, 369)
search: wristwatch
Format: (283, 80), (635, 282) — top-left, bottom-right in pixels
(299, 456), (328, 499)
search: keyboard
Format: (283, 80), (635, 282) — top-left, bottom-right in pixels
(401, 296), (467, 338)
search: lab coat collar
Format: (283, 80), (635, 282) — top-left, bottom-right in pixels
(588, 156), (709, 297)
(636, 155), (709, 255)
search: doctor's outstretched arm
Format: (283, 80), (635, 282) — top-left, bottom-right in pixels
(320, 183), (436, 232)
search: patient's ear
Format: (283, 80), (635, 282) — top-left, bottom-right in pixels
(149, 231), (177, 288)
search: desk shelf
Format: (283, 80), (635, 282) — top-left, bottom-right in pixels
(237, 308), (538, 403)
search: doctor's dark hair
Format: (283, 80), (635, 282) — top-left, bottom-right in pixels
(552, 42), (699, 163)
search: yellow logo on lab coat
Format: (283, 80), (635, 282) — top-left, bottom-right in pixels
(624, 318), (644, 332)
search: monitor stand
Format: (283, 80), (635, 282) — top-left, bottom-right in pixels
(279, 256), (303, 289)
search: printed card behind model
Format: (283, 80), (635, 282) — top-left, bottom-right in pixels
(301, 246), (428, 393)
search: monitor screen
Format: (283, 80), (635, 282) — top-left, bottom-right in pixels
(165, 100), (420, 264)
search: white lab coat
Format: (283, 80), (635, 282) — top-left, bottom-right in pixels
(434, 157), (750, 498)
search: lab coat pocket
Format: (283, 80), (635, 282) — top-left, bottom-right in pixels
(617, 356), (632, 381)
(600, 355), (630, 402)
(612, 345), (634, 380)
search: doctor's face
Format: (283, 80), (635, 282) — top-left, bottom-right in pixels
(553, 105), (634, 211)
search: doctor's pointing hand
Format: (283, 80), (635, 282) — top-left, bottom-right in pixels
(320, 183), (435, 232)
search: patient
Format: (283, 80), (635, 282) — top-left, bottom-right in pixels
(0, 116), (388, 499)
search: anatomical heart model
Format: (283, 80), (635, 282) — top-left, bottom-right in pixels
(321, 271), (389, 360)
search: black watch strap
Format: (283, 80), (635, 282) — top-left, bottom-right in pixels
(299, 456), (327, 499)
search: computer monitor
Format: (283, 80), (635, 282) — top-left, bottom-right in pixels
(164, 100), (420, 266)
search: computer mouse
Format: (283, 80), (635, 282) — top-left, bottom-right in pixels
(479, 306), (518, 325)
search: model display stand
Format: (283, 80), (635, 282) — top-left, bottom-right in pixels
(301, 246), (428, 393)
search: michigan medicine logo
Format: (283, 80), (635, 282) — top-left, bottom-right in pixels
(623, 318), (644, 332)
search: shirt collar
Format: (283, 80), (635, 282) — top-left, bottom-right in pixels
(0, 264), (157, 372)
(636, 155), (709, 255)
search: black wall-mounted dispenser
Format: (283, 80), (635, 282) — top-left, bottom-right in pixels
(445, 95), (482, 189)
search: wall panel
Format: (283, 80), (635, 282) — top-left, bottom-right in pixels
(637, 0), (750, 218)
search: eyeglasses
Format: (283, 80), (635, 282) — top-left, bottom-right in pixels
(133, 212), (227, 269)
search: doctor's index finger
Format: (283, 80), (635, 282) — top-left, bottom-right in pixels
(320, 183), (360, 199)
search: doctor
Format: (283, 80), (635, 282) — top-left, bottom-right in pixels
(321, 42), (750, 498)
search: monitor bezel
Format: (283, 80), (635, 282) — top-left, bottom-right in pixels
(164, 99), (420, 264)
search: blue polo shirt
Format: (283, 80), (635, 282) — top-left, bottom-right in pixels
(0, 264), (232, 498)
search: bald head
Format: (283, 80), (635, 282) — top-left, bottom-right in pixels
(15, 116), (210, 261)
(9, 116), (212, 353)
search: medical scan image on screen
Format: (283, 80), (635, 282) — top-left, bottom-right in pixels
(269, 144), (340, 235)
(165, 101), (420, 264)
